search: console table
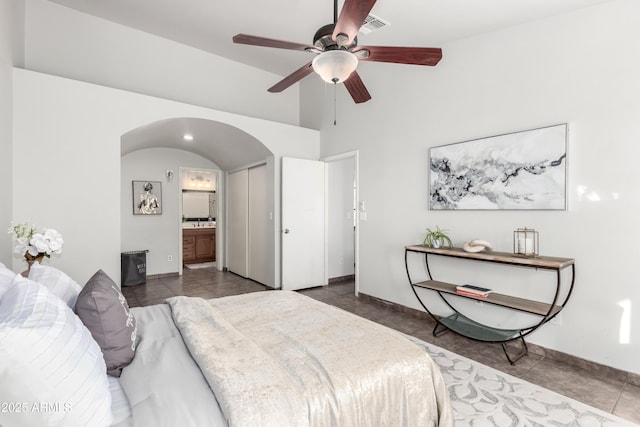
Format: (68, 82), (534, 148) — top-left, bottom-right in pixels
(404, 245), (575, 364)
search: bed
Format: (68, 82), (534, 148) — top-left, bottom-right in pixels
(0, 262), (453, 427)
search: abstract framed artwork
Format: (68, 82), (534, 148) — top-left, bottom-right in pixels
(133, 180), (162, 215)
(429, 124), (568, 210)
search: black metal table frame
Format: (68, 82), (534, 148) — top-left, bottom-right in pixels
(405, 248), (576, 364)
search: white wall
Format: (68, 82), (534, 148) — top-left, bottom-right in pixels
(0, 0), (24, 264)
(13, 69), (319, 286)
(307, 0), (640, 375)
(0, 0), (13, 264)
(22, 0), (300, 126)
(121, 148), (220, 276)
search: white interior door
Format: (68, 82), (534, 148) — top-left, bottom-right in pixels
(248, 164), (269, 285)
(227, 169), (248, 277)
(282, 157), (325, 290)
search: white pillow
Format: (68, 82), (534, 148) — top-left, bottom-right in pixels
(0, 279), (113, 427)
(0, 262), (19, 300)
(27, 262), (82, 309)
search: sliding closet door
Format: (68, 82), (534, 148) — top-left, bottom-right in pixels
(227, 169), (248, 277)
(248, 164), (268, 285)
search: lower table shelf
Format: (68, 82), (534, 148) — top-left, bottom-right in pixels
(436, 313), (528, 363)
(439, 313), (520, 342)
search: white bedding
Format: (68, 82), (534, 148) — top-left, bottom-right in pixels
(114, 291), (453, 427)
(117, 303), (227, 427)
(108, 377), (132, 427)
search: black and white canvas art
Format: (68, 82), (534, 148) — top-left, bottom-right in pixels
(429, 124), (567, 210)
(133, 180), (162, 215)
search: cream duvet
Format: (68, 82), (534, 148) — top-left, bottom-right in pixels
(165, 291), (453, 427)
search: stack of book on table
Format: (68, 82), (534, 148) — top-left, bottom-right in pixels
(456, 284), (492, 298)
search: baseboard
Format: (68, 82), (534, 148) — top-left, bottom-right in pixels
(146, 272), (179, 280)
(328, 274), (355, 284)
(357, 292), (431, 320)
(357, 292), (640, 387)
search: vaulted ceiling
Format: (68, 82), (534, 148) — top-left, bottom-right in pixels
(121, 118), (271, 172)
(50, 0), (612, 76)
(54, 0), (612, 167)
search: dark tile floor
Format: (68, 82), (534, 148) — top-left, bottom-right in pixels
(123, 268), (640, 425)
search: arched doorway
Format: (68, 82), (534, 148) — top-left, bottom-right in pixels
(120, 117), (273, 282)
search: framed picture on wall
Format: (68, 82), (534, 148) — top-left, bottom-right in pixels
(133, 180), (162, 215)
(429, 123), (568, 210)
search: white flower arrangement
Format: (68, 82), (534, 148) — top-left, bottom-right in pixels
(8, 222), (64, 261)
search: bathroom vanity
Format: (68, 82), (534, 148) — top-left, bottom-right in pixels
(182, 223), (216, 264)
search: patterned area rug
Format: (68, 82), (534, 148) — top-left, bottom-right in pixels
(407, 337), (637, 426)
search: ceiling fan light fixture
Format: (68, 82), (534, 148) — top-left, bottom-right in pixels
(312, 50), (358, 84)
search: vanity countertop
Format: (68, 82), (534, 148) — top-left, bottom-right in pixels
(182, 222), (216, 229)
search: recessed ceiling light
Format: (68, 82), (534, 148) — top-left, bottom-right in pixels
(183, 134), (194, 141)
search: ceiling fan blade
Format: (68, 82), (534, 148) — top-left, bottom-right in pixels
(344, 71), (371, 103)
(268, 62), (315, 93)
(332, 0), (378, 46)
(233, 34), (315, 52)
(355, 46), (442, 66)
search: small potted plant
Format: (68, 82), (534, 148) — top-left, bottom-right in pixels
(423, 226), (452, 249)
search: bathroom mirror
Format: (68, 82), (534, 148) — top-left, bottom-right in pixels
(183, 191), (216, 220)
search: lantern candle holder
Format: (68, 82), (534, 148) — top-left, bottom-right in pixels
(513, 227), (539, 257)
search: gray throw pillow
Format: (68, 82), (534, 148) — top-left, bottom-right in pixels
(76, 270), (137, 377)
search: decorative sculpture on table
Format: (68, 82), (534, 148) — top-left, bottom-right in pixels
(462, 239), (493, 253)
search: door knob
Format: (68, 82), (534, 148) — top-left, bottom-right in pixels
(283, 229), (290, 234)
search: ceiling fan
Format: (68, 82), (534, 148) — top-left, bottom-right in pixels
(232, 0), (442, 104)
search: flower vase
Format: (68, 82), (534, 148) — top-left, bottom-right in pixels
(21, 255), (44, 277)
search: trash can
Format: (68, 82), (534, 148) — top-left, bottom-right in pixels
(121, 250), (149, 287)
